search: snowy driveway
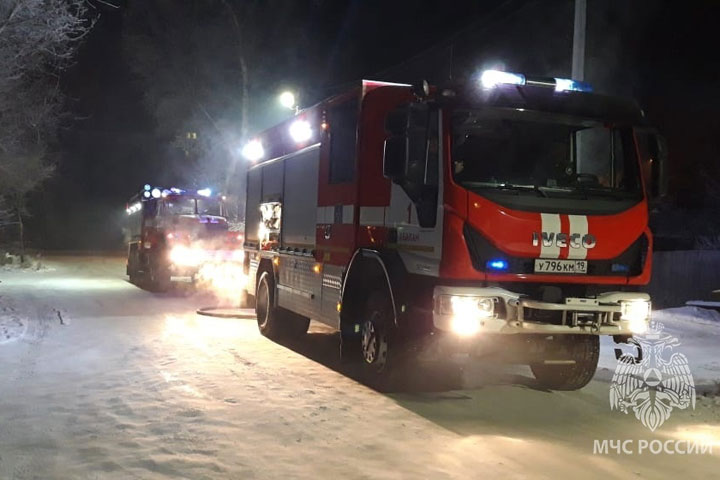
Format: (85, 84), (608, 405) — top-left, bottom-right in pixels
(0, 256), (718, 479)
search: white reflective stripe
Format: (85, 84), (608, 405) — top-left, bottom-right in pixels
(316, 206), (333, 224)
(342, 205), (354, 224)
(317, 205), (357, 224)
(567, 215), (588, 259)
(540, 213), (561, 259)
(359, 206), (385, 226)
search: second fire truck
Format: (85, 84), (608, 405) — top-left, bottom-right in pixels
(239, 71), (666, 390)
(125, 186), (242, 291)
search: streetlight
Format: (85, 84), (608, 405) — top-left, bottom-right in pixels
(279, 91), (298, 114)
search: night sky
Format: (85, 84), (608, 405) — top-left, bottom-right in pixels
(27, 0), (720, 250)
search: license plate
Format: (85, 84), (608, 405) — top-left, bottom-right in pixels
(534, 259), (587, 274)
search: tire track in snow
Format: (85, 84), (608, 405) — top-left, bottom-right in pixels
(0, 300), (27, 345)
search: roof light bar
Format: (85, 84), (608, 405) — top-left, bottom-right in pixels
(126, 202), (142, 215)
(479, 69), (593, 93)
(480, 70), (526, 89)
(554, 77), (593, 92)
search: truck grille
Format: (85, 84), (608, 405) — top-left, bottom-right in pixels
(463, 223), (647, 277)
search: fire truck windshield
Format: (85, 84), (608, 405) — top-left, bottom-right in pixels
(163, 197), (223, 217)
(197, 198), (221, 216)
(451, 108), (643, 209)
(165, 197), (197, 215)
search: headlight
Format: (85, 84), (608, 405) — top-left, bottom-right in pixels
(620, 300), (650, 322)
(169, 246), (205, 267)
(437, 295), (495, 318)
(437, 295), (495, 336)
(621, 300), (650, 334)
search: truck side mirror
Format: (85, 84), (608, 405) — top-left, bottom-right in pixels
(636, 128), (669, 202)
(384, 108), (408, 135)
(383, 136), (406, 180)
(652, 134), (669, 198)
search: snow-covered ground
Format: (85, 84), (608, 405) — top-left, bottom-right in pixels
(0, 256), (718, 479)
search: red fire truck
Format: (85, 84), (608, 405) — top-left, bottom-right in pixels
(239, 71), (667, 390)
(125, 186), (242, 291)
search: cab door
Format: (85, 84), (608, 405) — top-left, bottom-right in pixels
(314, 96), (360, 324)
(315, 96), (359, 267)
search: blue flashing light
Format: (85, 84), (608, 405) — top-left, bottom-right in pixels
(144, 184), (151, 191)
(197, 188), (212, 197)
(554, 77), (593, 93)
(611, 263), (630, 273)
(480, 70), (526, 89)
(487, 259), (509, 271)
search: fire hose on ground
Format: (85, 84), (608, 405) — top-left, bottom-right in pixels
(196, 306), (255, 319)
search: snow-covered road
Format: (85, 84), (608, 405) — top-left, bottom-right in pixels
(0, 256), (718, 479)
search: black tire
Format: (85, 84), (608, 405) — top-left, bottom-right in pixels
(127, 246), (142, 284)
(127, 258), (140, 284)
(530, 335), (599, 391)
(147, 260), (171, 292)
(255, 271), (309, 339)
(355, 290), (407, 390)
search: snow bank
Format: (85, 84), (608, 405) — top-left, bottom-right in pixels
(653, 306), (720, 326)
(651, 307), (720, 389)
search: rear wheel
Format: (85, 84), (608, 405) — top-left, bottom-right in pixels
(530, 335), (599, 390)
(255, 271), (309, 339)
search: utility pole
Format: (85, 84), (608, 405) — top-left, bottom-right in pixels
(572, 0), (587, 80)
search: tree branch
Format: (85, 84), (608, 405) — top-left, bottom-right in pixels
(0, 1), (22, 37)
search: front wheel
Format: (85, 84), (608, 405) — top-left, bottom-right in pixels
(530, 335), (599, 390)
(355, 290), (406, 390)
(147, 261), (171, 292)
(127, 245), (142, 284)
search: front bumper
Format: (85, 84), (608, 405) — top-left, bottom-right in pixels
(168, 248), (244, 277)
(432, 285), (650, 336)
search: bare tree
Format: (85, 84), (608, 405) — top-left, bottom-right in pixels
(0, 152), (54, 259)
(122, 0), (326, 213)
(0, 0), (95, 259)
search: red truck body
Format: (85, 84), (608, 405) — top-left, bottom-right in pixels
(240, 73), (664, 389)
(125, 187), (241, 290)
